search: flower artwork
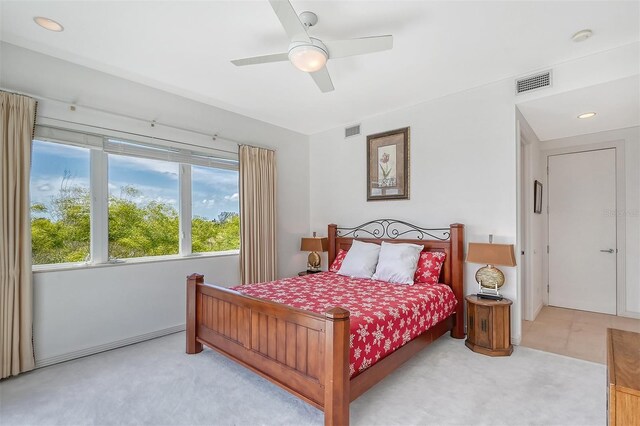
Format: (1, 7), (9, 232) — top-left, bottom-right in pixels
(377, 146), (397, 187)
(367, 127), (409, 201)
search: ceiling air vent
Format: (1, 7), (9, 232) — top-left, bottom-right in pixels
(516, 70), (552, 95)
(345, 124), (361, 138)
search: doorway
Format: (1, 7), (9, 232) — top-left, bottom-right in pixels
(547, 148), (617, 314)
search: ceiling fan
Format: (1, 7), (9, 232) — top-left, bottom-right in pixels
(231, 0), (393, 93)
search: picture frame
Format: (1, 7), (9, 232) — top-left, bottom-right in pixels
(534, 180), (543, 214)
(367, 127), (410, 201)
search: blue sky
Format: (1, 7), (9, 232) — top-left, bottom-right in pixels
(31, 140), (239, 220)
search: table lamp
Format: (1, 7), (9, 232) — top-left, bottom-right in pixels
(466, 235), (516, 300)
(300, 232), (328, 273)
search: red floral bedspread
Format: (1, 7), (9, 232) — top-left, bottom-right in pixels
(232, 272), (457, 377)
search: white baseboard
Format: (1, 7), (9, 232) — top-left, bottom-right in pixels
(533, 301), (544, 321)
(619, 310), (640, 319)
(512, 334), (522, 345)
(35, 324), (185, 369)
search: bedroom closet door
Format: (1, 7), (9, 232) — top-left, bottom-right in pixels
(547, 149), (617, 315)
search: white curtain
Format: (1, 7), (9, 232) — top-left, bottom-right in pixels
(239, 145), (277, 284)
(0, 92), (36, 378)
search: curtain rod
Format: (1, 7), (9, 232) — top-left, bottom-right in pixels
(0, 87), (276, 153)
(37, 116), (240, 156)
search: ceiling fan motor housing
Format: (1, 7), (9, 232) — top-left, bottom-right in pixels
(298, 11), (318, 28)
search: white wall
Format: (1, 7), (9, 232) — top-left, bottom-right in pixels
(33, 255), (239, 366)
(515, 42), (640, 104)
(309, 80), (521, 341)
(1, 42), (311, 365)
(307, 43), (640, 343)
(514, 43), (640, 319)
(540, 127), (640, 317)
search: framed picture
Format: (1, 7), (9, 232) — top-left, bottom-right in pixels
(367, 127), (410, 201)
(534, 180), (543, 214)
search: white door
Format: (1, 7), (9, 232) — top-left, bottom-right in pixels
(548, 149), (617, 314)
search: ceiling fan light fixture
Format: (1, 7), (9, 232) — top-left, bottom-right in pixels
(288, 44), (327, 73)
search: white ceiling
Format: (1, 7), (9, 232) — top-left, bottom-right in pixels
(517, 76), (640, 141)
(1, 1), (638, 135)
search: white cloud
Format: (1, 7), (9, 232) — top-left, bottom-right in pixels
(155, 196), (177, 205)
(109, 179), (178, 208)
(110, 155), (178, 178)
(224, 193), (239, 201)
(30, 176), (90, 204)
(192, 166), (238, 187)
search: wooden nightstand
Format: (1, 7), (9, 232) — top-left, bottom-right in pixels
(465, 295), (513, 356)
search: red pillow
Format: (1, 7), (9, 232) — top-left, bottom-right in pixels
(414, 251), (446, 284)
(329, 249), (348, 272)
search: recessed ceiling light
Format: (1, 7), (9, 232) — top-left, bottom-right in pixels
(572, 29), (592, 42)
(578, 112), (596, 119)
(33, 16), (64, 32)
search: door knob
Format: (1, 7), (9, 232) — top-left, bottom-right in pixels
(600, 249), (614, 253)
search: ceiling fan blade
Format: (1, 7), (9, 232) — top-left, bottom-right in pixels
(269, 0), (311, 42)
(231, 53), (289, 66)
(324, 35), (393, 59)
(309, 66), (334, 93)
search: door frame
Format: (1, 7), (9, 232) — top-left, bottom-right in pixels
(519, 133), (534, 320)
(542, 140), (627, 316)
(516, 116), (541, 323)
(514, 120), (523, 343)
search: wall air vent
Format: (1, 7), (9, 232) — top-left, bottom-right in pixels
(515, 70), (552, 94)
(345, 124), (361, 138)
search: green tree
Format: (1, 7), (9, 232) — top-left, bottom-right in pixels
(31, 174), (91, 264)
(31, 183), (240, 265)
(192, 212), (240, 253)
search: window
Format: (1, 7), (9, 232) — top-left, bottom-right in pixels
(30, 140), (91, 265)
(30, 126), (239, 268)
(191, 165), (240, 253)
(108, 154), (180, 259)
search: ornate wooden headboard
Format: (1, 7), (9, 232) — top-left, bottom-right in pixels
(327, 219), (465, 338)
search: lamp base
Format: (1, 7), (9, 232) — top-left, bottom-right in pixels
(476, 265), (505, 290)
(477, 277), (503, 300)
(307, 251), (321, 272)
(476, 292), (503, 301)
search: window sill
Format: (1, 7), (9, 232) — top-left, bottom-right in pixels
(32, 250), (240, 273)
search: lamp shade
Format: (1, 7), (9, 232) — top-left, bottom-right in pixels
(466, 243), (516, 267)
(300, 237), (328, 252)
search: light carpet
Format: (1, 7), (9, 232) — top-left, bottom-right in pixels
(0, 332), (605, 425)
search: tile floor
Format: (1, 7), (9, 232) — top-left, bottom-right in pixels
(521, 306), (640, 363)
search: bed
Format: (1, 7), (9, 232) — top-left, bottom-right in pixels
(186, 220), (465, 426)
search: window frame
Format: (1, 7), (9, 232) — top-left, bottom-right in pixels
(31, 126), (239, 271)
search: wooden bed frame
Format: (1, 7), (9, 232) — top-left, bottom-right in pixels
(186, 221), (464, 426)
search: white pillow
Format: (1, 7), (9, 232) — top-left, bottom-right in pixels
(372, 241), (423, 285)
(337, 240), (381, 279)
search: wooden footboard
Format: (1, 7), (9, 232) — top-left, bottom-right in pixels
(186, 274), (350, 425)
